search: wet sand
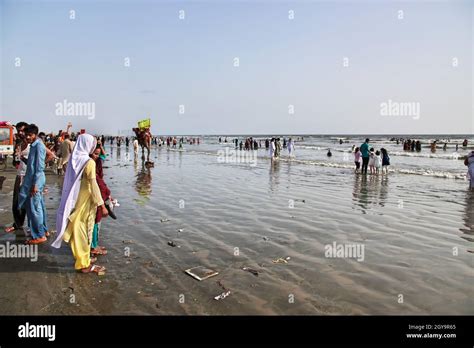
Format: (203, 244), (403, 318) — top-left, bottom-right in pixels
(0, 144), (473, 315)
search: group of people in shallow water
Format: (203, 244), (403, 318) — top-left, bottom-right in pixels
(223, 137), (296, 160)
(352, 139), (390, 175)
(391, 137), (469, 153)
(4, 122), (114, 275)
(105, 135), (201, 151)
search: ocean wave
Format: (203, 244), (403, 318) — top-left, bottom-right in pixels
(187, 149), (467, 180)
(284, 158), (466, 180)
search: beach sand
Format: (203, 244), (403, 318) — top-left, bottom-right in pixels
(0, 143), (473, 315)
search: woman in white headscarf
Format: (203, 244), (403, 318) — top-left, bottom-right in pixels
(52, 134), (108, 274)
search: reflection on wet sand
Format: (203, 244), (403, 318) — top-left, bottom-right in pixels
(352, 174), (389, 214)
(460, 190), (474, 245)
(135, 160), (152, 202)
(268, 159), (281, 193)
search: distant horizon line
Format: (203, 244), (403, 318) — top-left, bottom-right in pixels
(96, 133), (474, 137)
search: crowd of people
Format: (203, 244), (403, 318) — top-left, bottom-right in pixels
(220, 136), (296, 160)
(2, 125), (473, 277)
(4, 122), (114, 275)
(390, 137), (469, 153)
(106, 135), (201, 151)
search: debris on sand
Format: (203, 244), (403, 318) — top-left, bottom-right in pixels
(184, 266), (218, 281)
(214, 291), (231, 301)
(263, 236), (269, 241)
(122, 240), (135, 244)
(160, 218), (170, 223)
(167, 241), (177, 247)
(272, 257), (291, 264)
(242, 267), (259, 277)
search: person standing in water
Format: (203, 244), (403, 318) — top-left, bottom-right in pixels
(275, 138), (281, 158)
(354, 147), (361, 173)
(287, 138), (295, 157)
(465, 151), (474, 189)
(360, 138), (370, 175)
(269, 138), (275, 159)
(52, 134), (108, 274)
(381, 148), (390, 174)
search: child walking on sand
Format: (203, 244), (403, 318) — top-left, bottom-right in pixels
(354, 147), (361, 173)
(381, 148), (390, 174)
(368, 148), (375, 174)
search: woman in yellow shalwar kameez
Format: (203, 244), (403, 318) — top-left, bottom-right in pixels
(52, 134), (108, 274)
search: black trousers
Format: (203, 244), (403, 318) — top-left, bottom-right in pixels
(12, 175), (26, 229)
(361, 157), (369, 174)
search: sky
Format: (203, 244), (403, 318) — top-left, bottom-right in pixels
(0, 0), (472, 135)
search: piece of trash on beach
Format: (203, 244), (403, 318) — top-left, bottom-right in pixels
(263, 236), (269, 241)
(122, 240), (135, 244)
(167, 241), (177, 247)
(112, 199), (120, 207)
(184, 266), (219, 281)
(272, 257), (291, 264)
(160, 218), (170, 223)
(178, 228), (184, 233)
(242, 267), (259, 277)
(214, 291), (231, 301)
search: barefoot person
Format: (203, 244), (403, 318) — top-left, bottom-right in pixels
(52, 134), (108, 274)
(360, 138), (371, 175)
(18, 124), (48, 244)
(4, 122), (28, 234)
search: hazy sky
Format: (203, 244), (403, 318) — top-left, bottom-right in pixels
(1, 0), (472, 135)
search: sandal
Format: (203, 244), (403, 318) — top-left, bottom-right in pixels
(25, 236), (47, 245)
(4, 226), (16, 233)
(80, 264), (106, 275)
(90, 257), (98, 264)
(91, 248), (108, 256)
